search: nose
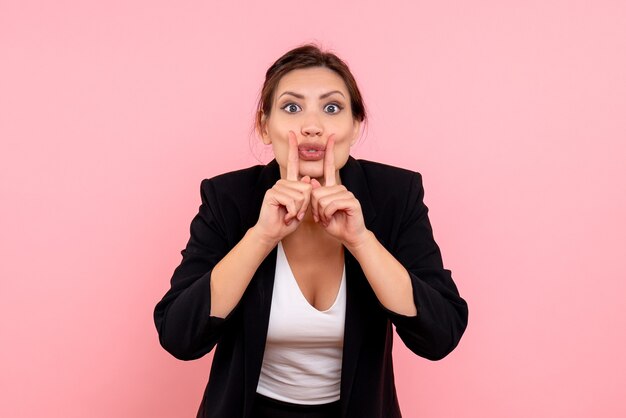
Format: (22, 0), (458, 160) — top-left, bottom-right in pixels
(301, 113), (323, 137)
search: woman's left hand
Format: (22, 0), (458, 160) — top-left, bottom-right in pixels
(311, 137), (369, 248)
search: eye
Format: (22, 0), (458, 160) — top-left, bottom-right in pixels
(324, 103), (343, 114)
(282, 103), (301, 113)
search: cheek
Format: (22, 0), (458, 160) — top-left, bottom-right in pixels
(268, 128), (289, 165)
(331, 119), (358, 141)
(333, 148), (351, 168)
(331, 137), (353, 168)
(267, 120), (293, 145)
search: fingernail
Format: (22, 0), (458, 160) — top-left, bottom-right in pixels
(297, 212), (304, 221)
(313, 214), (319, 222)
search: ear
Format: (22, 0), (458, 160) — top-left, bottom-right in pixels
(349, 119), (361, 146)
(259, 111), (271, 145)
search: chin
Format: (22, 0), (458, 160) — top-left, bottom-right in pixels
(298, 161), (324, 179)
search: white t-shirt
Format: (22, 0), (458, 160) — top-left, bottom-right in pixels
(256, 241), (347, 404)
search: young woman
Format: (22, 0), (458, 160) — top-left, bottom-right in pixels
(154, 44), (468, 418)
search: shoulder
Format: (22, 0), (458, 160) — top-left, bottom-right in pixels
(199, 164), (269, 202)
(356, 159), (421, 179)
(197, 164), (268, 217)
(354, 159), (424, 195)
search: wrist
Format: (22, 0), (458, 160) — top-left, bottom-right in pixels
(344, 229), (375, 256)
(248, 225), (280, 250)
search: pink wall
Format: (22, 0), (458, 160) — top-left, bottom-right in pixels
(2, 1), (625, 417)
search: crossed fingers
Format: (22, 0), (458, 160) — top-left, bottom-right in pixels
(280, 132), (350, 227)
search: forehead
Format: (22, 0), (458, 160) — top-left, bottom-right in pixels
(274, 67), (349, 98)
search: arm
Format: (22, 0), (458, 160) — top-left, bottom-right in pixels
(152, 180), (297, 360)
(310, 148), (467, 360)
(211, 133), (316, 318)
(153, 179), (281, 360)
(345, 231), (417, 316)
(153, 178), (238, 360)
(155, 139), (314, 360)
(370, 172), (468, 361)
(209, 227), (276, 319)
(316, 169), (467, 360)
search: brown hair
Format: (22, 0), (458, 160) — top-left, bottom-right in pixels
(255, 44), (367, 136)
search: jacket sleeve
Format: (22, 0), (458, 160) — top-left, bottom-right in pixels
(383, 172), (468, 361)
(153, 178), (233, 360)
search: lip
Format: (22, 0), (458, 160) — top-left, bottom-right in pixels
(298, 142), (325, 151)
(298, 142), (326, 161)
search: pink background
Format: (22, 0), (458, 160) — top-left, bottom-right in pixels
(2, 1), (625, 417)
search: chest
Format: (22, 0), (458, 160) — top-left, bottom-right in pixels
(280, 238), (345, 312)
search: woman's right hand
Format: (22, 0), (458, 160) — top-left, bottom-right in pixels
(253, 132), (311, 246)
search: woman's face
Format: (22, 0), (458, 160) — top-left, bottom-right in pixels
(260, 67), (361, 183)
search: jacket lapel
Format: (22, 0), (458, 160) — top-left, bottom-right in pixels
(338, 156), (377, 415)
(340, 156), (377, 225)
(243, 160), (280, 416)
(243, 245), (277, 416)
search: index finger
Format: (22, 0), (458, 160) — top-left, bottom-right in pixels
(286, 131), (299, 181)
(324, 135), (336, 186)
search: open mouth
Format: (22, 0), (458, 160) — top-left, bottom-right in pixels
(298, 148), (325, 161)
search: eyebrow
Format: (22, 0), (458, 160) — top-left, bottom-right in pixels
(277, 90), (346, 100)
